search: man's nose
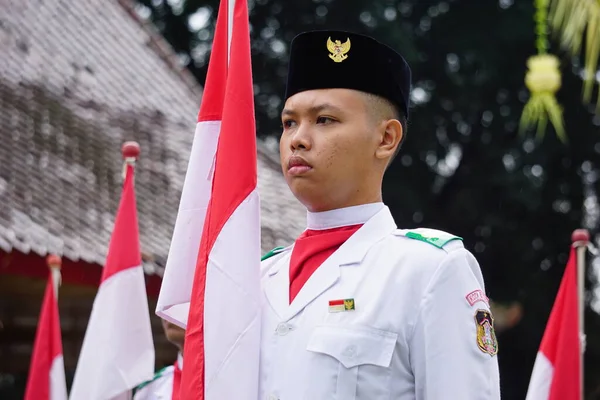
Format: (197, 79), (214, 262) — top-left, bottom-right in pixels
(290, 124), (312, 151)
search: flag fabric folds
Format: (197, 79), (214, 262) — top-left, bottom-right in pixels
(156, 0), (262, 398)
(526, 247), (581, 400)
(24, 265), (67, 400)
(69, 161), (154, 400)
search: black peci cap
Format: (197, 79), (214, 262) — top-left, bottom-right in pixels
(284, 30), (412, 118)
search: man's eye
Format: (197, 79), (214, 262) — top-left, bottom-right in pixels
(316, 116), (334, 124)
(282, 120), (295, 129)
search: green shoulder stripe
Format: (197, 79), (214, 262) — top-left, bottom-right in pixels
(261, 246), (286, 261)
(403, 228), (462, 249)
(135, 365), (170, 391)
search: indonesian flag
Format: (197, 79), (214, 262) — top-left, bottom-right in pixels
(24, 265), (67, 400)
(69, 161), (155, 400)
(155, 0), (261, 398)
(525, 247), (580, 400)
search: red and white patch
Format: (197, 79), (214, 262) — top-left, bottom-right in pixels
(466, 289), (489, 307)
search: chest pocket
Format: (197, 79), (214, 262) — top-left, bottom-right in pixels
(306, 325), (397, 400)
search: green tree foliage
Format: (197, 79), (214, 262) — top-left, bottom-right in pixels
(135, 0), (600, 397)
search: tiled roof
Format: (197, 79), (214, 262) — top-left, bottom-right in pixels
(0, 0), (305, 274)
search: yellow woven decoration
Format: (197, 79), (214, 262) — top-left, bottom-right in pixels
(519, 54), (566, 141)
(549, 0), (600, 109)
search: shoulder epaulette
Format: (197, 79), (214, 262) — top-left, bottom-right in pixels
(398, 228), (462, 249)
(261, 246), (286, 261)
(135, 365), (171, 391)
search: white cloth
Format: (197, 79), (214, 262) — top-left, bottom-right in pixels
(258, 205), (501, 400)
(306, 202), (384, 230)
(133, 353), (182, 400)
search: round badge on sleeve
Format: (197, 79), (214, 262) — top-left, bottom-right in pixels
(475, 309), (498, 356)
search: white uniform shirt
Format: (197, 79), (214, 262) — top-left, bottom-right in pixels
(258, 204), (500, 400)
(133, 353), (182, 400)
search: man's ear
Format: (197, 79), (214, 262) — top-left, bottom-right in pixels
(375, 119), (403, 160)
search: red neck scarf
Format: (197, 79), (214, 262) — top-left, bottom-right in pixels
(289, 224), (362, 303)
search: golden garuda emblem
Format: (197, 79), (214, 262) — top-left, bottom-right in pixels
(327, 37), (351, 63)
(344, 299), (355, 311)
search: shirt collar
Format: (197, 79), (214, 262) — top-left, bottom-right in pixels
(306, 202), (385, 230)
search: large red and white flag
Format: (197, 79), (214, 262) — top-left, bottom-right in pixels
(526, 247), (580, 400)
(70, 146), (155, 400)
(155, 0), (261, 398)
(24, 256), (67, 400)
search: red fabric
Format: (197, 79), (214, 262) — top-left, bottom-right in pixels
(539, 247), (581, 400)
(171, 360), (182, 400)
(181, 0), (257, 398)
(101, 164), (142, 283)
(24, 271), (63, 400)
(289, 224), (362, 303)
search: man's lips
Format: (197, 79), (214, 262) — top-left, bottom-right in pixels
(287, 156), (312, 175)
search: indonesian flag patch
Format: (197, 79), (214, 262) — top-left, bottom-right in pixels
(328, 299), (355, 312)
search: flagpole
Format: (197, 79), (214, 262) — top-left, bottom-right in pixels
(119, 141), (139, 400)
(571, 228), (589, 400)
(46, 254), (62, 299)
(122, 141), (140, 180)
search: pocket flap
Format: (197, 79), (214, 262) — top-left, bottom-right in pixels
(306, 325), (397, 369)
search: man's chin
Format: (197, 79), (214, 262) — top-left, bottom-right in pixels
(288, 179), (313, 197)
(164, 324), (185, 347)
(166, 335), (185, 349)
(288, 183), (329, 211)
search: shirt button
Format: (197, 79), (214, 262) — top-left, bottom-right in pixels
(344, 345), (357, 358)
(275, 322), (291, 335)
(267, 394), (279, 400)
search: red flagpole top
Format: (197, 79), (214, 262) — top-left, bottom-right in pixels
(46, 254), (62, 269)
(122, 141), (140, 159)
(571, 229), (590, 244)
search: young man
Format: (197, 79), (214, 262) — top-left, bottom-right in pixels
(259, 30), (501, 399)
(133, 319), (184, 400)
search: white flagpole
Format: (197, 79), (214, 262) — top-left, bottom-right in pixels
(571, 228), (589, 400)
(46, 254), (62, 300)
(227, 0), (235, 64)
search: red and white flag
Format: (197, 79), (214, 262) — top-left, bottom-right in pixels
(24, 258), (67, 400)
(155, 0), (261, 398)
(526, 247), (580, 400)
(70, 152), (154, 400)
